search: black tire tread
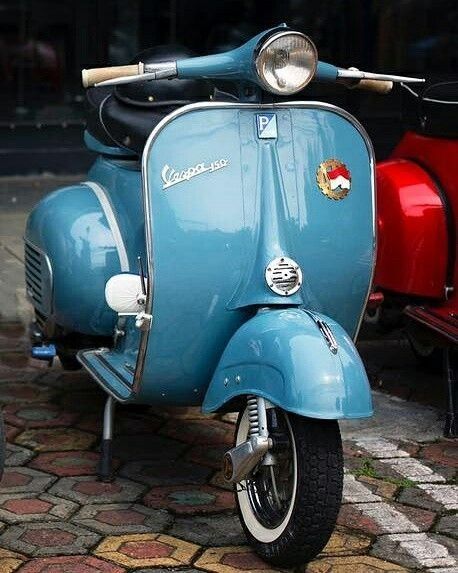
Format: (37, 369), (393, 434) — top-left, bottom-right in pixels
(236, 413), (343, 567)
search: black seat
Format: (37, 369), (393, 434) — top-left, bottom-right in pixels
(87, 92), (179, 153)
(86, 87), (239, 154)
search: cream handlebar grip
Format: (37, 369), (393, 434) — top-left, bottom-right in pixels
(350, 78), (393, 94)
(82, 63), (144, 88)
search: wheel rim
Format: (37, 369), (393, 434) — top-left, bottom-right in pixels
(236, 406), (297, 543)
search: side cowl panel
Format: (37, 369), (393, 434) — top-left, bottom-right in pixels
(202, 308), (373, 419)
(25, 184), (121, 335)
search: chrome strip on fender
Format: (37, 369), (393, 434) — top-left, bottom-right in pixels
(84, 181), (130, 272)
(135, 101), (376, 392)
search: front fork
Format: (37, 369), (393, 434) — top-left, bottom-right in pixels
(223, 395), (272, 483)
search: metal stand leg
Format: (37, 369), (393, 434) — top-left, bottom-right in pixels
(98, 396), (115, 482)
(443, 348), (457, 439)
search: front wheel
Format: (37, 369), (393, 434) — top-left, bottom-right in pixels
(234, 407), (343, 566)
(406, 326), (443, 373)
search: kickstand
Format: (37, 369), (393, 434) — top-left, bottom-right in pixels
(443, 347), (457, 438)
(98, 396), (116, 482)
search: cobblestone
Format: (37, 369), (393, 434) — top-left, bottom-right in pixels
(5, 444), (34, 467)
(17, 555), (126, 572)
(306, 555), (409, 572)
(355, 438), (410, 458)
(5, 424), (20, 442)
(435, 515), (458, 539)
(0, 492), (77, 523)
(342, 474), (381, 503)
(379, 457), (446, 483)
(71, 503), (173, 534)
(120, 459), (211, 487)
(397, 486), (445, 513)
(0, 520), (100, 556)
(337, 501), (435, 534)
(168, 514), (246, 546)
(144, 484), (234, 514)
(93, 533), (200, 568)
(48, 476), (146, 504)
(0, 320), (457, 572)
(0, 382), (55, 405)
(15, 428), (96, 452)
(0, 547), (25, 573)
(420, 442), (458, 468)
(194, 546), (290, 573)
(0, 467), (56, 494)
(320, 528), (372, 556)
(371, 532), (457, 569)
(356, 475), (399, 500)
(134, 569), (201, 573)
(4, 403), (78, 429)
(417, 484), (458, 510)
(28, 450), (107, 477)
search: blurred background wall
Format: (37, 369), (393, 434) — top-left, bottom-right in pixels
(0, 0), (456, 174)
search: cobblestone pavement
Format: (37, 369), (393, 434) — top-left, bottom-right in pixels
(0, 321), (456, 573)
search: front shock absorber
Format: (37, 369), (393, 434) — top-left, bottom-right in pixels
(248, 395), (268, 438)
(222, 395), (270, 483)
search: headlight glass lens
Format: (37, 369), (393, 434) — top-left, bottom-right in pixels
(255, 32), (317, 95)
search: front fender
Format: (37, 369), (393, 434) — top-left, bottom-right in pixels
(202, 308), (373, 419)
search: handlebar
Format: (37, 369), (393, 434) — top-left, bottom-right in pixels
(81, 59), (422, 95)
(340, 66), (392, 94)
(82, 63), (144, 88)
(348, 78), (393, 94)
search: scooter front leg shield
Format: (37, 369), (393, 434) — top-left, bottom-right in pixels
(202, 308), (373, 419)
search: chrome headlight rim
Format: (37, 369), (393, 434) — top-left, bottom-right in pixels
(255, 30), (318, 95)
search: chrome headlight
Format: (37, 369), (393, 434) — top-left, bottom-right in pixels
(255, 31), (318, 95)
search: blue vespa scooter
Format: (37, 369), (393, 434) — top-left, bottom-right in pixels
(23, 26), (423, 565)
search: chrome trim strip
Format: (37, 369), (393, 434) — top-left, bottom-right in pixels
(84, 181), (130, 272)
(134, 100), (376, 392)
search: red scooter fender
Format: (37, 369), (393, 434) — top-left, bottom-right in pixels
(375, 158), (448, 298)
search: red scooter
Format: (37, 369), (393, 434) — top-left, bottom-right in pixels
(374, 81), (457, 437)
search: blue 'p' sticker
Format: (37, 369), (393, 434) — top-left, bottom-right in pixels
(256, 113), (277, 139)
